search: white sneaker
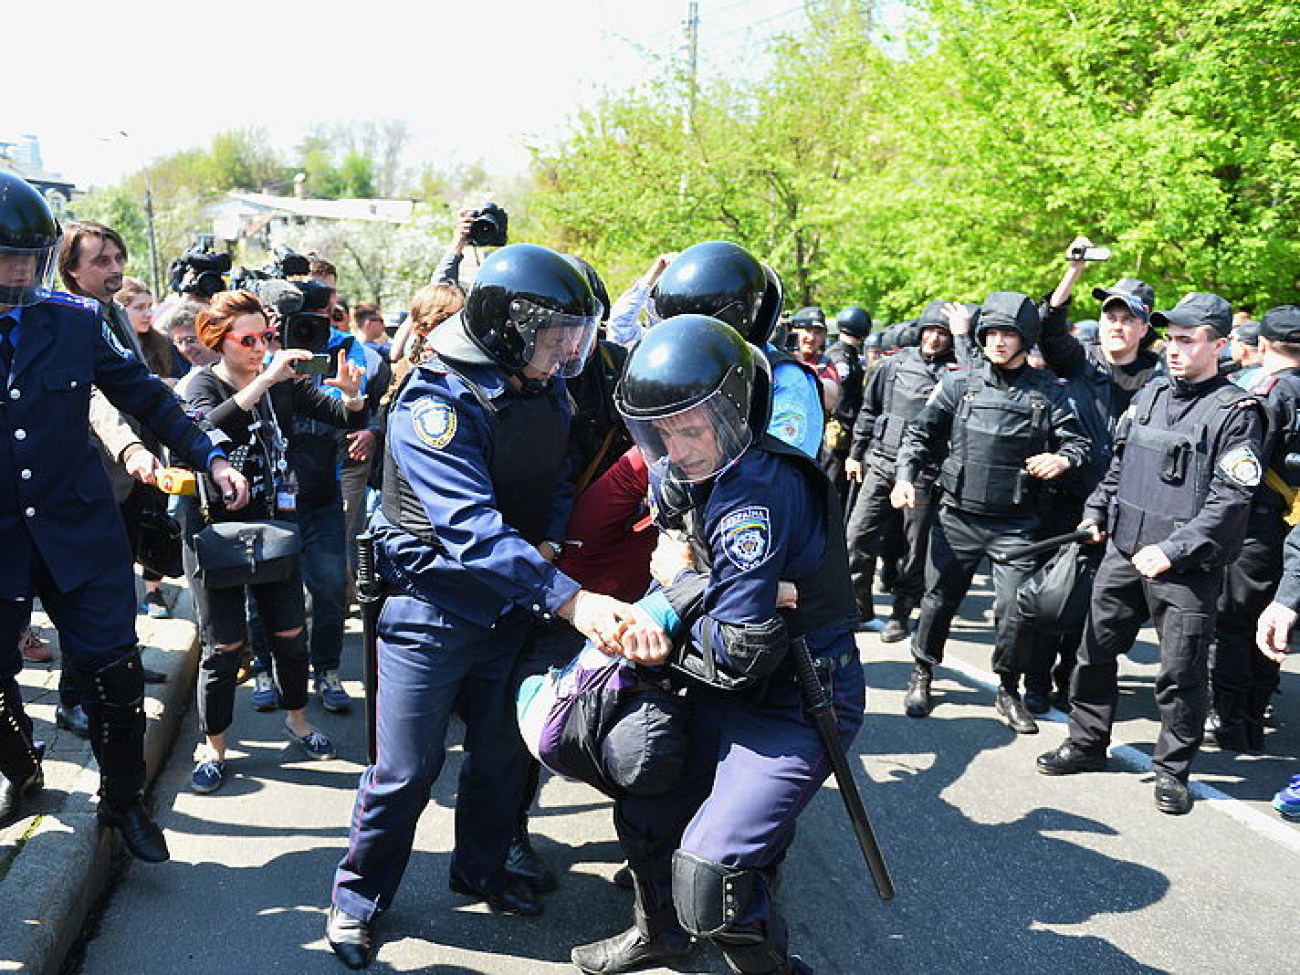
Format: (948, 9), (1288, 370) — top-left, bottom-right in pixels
(250, 671), (279, 712)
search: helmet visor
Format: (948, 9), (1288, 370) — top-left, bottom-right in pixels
(510, 297), (601, 379)
(0, 239), (61, 308)
(622, 389), (751, 485)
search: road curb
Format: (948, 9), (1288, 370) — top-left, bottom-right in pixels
(0, 617), (199, 974)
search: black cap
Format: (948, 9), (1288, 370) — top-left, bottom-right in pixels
(1092, 277), (1155, 314)
(1260, 305), (1300, 344)
(1151, 292), (1233, 338)
(1232, 320), (1260, 346)
(791, 306), (826, 328)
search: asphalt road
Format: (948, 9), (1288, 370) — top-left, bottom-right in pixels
(73, 583), (1299, 975)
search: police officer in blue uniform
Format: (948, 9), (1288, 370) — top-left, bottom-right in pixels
(0, 171), (247, 854)
(1038, 293), (1264, 815)
(325, 244), (634, 970)
(570, 314), (864, 975)
(649, 241), (826, 460)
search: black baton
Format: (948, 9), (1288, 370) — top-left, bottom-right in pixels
(989, 527), (1094, 565)
(791, 637), (895, 902)
(356, 531), (382, 765)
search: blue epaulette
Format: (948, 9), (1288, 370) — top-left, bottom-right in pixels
(44, 290), (100, 313)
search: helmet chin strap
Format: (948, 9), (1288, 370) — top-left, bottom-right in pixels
(511, 371), (549, 395)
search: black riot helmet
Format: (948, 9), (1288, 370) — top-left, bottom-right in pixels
(463, 243), (602, 378)
(650, 241), (778, 345)
(563, 253), (610, 323)
(835, 305), (872, 338)
(0, 171), (63, 307)
(616, 314), (756, 484)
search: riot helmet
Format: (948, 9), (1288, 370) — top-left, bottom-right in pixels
(835, 305), (872, 338)
(464, 243), (601, 379)
(563, 253), (610, 323)
(616, 314), (755, 485)
(649, 241), (775, 345)
(975, 291), (1041, 349)
(0, 171), (62, 308)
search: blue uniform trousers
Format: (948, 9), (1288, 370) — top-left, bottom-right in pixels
(1, 537), (137, 682)
(332, 594), (533, 922)
(615, 646), (865, 949)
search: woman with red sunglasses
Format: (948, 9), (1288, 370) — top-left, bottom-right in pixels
(178, 290), (366, 794)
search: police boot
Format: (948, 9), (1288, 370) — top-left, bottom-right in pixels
(880, 595), (915, 644)
(506, 817), (558, 894)
(0, 682), (44, 827)
(89, 649), (169, 863)
(572, 867), (691, 973)
(903, 664), (932, 718)
(1210, 689), (1250, 752)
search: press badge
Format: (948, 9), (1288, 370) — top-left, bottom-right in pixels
(275, 479), (298, 513)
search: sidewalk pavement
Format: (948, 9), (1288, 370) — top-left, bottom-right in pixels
(0, 583), (199, 975)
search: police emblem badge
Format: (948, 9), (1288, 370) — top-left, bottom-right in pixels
(719, 505), (772, 570)
(1218, 445), (1262, 487)
(412, 399), (457, 449)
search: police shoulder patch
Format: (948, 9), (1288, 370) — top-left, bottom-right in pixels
(835, 361), (851, 380)
(771, 410), (807, 447)
(1218, 444), (1262, 487)
(719, 504), (773, 571)
(411, 397), (457, 449)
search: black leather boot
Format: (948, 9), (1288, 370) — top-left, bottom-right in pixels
(571, 902), (691, 974)
(903, 664), (932, 718)
(506, 820), (558, 893)
(89, 649), (169, 863)
(326, 905), (374, 970)
(0, 683), (43, 827)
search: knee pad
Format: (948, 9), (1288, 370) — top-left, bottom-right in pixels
(672, 850), (756, 937)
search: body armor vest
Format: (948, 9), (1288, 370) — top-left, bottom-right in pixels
(1110, 378), (1248, 556)
(872, 349), (952, 463)
(826, 341), (864, 428)
(939, 366), (1052, 515)
(382, 358), (570, 547)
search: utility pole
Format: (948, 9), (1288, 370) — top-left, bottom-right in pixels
(686, 0), (700, 127)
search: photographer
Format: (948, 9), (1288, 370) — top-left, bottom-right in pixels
(432, 203), (508, 286)
(180, 290), (366, 794)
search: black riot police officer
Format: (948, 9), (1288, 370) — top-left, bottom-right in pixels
(892, 293), (1090, 733)
(1210, 305), (1300, 751)
(0, 171), (247, 853)
(822, 305), (871, 505)
(1038, 293), (1265, 816)
(844, 300), (958, 640)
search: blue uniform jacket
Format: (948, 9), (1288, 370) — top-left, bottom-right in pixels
(375, 357), (580, 629)
(1, 293), (222, 599)
(644, 448), (839, 672)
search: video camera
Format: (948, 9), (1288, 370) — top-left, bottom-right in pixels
(229, 245), (312, 293)
(168, 235), (232, 299)
(468, 202), (509, 247)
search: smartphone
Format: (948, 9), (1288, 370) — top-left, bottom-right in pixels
(293, 353), (332, 375)
(1069, 245), (1111, 262)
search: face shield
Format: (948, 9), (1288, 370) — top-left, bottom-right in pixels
(622, 389), (751, 486)
(509, 297), (601, 378)
(0, 238), (61, 308)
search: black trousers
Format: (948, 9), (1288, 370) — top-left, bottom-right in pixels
(911, 507), (1037, 680)
(1212, 518), (1285, 745)
(1067, 543), (1222, 781)
(845, 465), (934, 616)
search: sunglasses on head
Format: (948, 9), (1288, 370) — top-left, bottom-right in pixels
(330, 309), (347, 322)
(229, 330), (278, 348)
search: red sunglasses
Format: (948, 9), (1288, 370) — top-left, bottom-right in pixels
(228, 330), (278, 348)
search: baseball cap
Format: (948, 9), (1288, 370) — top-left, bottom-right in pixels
(1092, 277), (1155, 314)
(1260, 305), (1300, 344)
(1232, 320), (1260, 346)
(1101, 292), (1149, 322)
(1151, 293), (1233, 338)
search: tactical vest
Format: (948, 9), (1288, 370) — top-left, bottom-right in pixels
(1250, 368), (1300, 521)
(381, 357), (570, 547)
(1110, 378), (1249, 555)
(872, 349), (952, 463)
(826, 341), (865, 428)
(678, 433), (857, 640)
(939, 366), (1053, 515)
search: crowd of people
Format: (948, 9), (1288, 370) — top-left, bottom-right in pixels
(2, 166), (1298, 974)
